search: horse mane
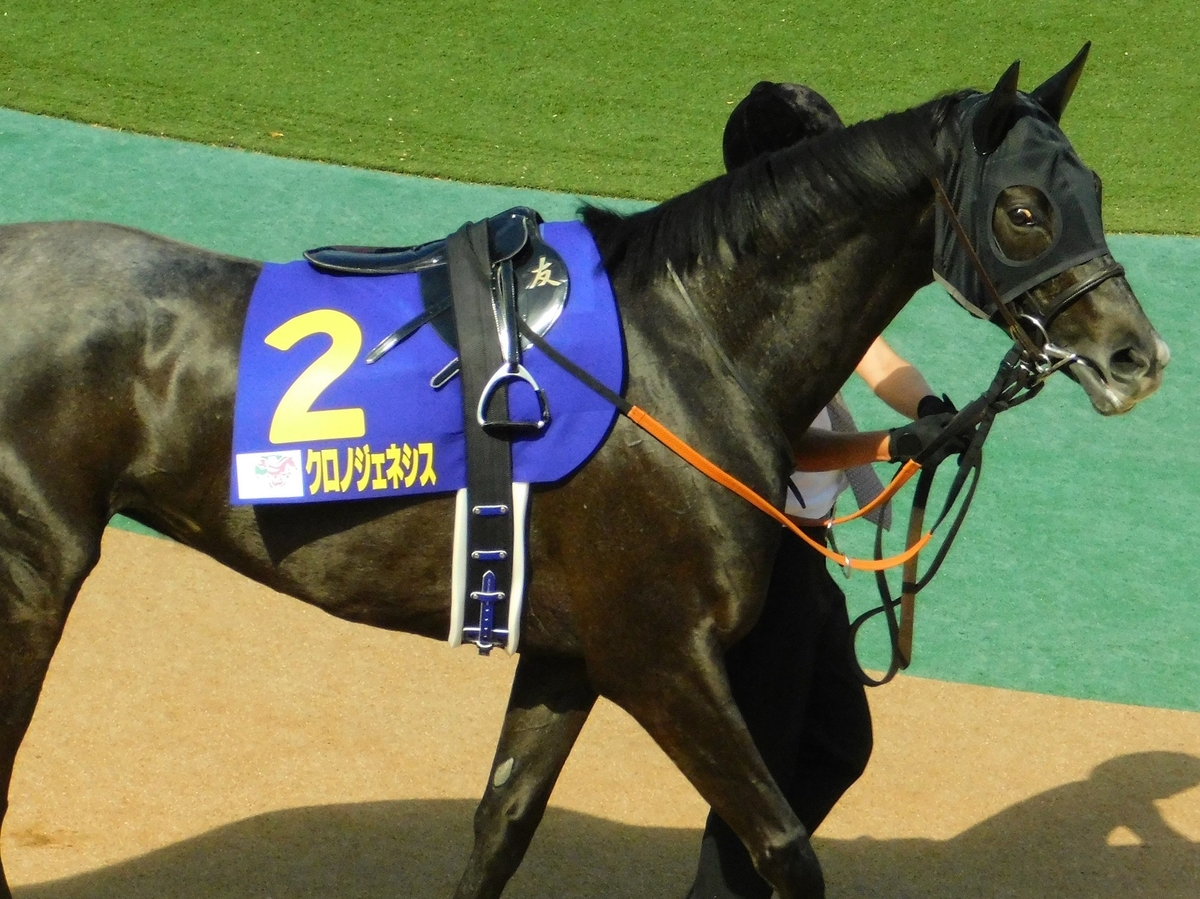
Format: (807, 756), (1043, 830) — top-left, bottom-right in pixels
(581, 91), (972, 287)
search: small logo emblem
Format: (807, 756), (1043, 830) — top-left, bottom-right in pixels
(526, 256), (564, 289)
(236, 450), (305, 500)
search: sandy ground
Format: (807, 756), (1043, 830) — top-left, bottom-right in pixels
(2, 528), (1197, 898)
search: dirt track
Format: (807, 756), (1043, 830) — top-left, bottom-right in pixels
(4, 528), (1198, 897)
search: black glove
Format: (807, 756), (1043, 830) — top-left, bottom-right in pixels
(888, 412), (973, 465)
(917, 393), (957, 417)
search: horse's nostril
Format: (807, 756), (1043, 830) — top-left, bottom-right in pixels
(1109, 346), (1150, 382)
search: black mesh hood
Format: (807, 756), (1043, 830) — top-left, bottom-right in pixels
(933, 93), (1109, 319)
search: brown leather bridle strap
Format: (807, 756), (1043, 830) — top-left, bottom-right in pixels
(929, 175), (1046, 359)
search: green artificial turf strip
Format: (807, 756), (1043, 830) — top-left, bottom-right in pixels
(0, 1), (1196, 234)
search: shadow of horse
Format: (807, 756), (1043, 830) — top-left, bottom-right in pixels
(12, 751), (1198, 898)
(10, 799), (697, 899)
(821, 750), (1200, 899)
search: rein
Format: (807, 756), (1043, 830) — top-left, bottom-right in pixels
(849, 344), (1043, 685)
(845, 174), (1124, 686)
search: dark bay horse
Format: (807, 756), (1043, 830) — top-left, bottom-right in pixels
(0, 50), (1168, 898)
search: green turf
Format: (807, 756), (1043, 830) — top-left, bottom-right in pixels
(0, 109), (1196, 713)
(0, 109), (646, 261)
(0, 1), (1196, 234)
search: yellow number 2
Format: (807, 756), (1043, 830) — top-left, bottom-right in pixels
(264, 309), (367, 444)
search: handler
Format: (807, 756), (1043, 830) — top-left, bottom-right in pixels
(686, 81), (962, 899)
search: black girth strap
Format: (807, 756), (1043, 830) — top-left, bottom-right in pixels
(305, 206), (562, 654)
(446, 221), (517, 654)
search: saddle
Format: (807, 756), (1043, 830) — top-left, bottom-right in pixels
(305, 207), (570, 655)
(305, 207), (570, 392)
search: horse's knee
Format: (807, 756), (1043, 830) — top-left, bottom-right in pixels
(474, 751), (555, 839)
(752, 823), (825, 899)
(456, 758), (549, 899)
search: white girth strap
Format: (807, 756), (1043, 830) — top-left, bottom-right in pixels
(448, 482), (529, 654)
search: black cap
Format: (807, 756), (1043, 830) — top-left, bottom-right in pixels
(722, 81), (845, 172)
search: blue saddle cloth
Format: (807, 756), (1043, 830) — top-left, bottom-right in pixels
(230, 220), (625, 505)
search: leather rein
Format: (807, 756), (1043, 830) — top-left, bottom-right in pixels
(845, 176), (1126, 685)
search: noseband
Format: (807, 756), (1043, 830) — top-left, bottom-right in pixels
(1012, 253), (1126, 379)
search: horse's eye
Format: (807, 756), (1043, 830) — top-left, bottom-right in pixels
(1007, 207), (1036, 227)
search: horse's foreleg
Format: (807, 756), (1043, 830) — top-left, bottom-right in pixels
(453, 652), (597, 899)
(602, 641), (825, 899)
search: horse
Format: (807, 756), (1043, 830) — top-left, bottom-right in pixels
(0, 48), (1168, 899)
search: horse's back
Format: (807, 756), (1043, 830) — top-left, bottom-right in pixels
(0, 221), (260, 370)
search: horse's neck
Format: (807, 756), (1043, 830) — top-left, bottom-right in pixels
(692, 197), (936, 448)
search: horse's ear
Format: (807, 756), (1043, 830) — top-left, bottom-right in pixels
(972, 60), (1022, 155)
(1030, 42), (1091, 122)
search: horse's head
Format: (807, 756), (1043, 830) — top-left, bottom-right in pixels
(933, 44), (1169, 415)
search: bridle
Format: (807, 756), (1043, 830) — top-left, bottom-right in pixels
(930, 174), (1126, 383)
(1011, 254), (1127, 381)
(847, 173), (1126, 686)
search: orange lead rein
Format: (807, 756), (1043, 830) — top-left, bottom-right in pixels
(830, 459), (922, 525)
(626, 407), (932, 572)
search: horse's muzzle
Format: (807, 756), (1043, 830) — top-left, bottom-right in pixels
(1070, 332), (1170, 415)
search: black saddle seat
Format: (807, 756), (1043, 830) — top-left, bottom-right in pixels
(304, 207), (570, 366)
(304, 207), (535, 275)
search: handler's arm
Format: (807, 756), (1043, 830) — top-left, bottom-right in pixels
(855, 337), (935, 420)
(794, 429), (890, 471)
(795, 338), (945, 471)
(795, 415), (961, 471)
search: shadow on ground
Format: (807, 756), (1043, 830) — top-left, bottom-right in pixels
(14, 752), (1199, 898)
